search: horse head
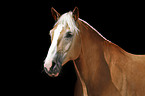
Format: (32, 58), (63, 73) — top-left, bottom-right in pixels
(44, 7), (81, 77)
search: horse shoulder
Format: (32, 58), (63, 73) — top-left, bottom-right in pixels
(123, 53), (145, 96)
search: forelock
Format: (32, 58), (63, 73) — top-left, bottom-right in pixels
(54, 12), (79, 34)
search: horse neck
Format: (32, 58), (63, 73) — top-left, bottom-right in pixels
(74, 19), (115, 94)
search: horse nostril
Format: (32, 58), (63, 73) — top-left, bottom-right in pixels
(51, 61), (56, 69)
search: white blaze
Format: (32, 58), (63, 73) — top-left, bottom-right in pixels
(44, 25), (62, 70)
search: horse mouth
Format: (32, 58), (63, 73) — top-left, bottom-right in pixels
(44, 61), (62, 77)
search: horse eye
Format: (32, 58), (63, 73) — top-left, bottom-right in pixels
(65, 32), (73, 38)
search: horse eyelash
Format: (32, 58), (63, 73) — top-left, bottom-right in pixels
(65, 31), (73, 38)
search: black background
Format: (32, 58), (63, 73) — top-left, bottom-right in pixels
(7, 0), (145, 96)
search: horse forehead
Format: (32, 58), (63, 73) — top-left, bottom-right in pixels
(51, 24), (69, 37)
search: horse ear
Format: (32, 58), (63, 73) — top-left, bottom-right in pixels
(51, 7), (60, 21)
(73, 7), (79, 21)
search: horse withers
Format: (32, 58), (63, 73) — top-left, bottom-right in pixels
(44, 7), (145, 96)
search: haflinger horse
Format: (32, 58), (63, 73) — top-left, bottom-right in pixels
(44, 7), (145, 96)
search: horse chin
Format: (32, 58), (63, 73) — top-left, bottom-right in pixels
(46, 69), (60, 77)
(48, 72), (60, 77)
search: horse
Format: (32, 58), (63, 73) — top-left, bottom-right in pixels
(44, 7), (145, 96)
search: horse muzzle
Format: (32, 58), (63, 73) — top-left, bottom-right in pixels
(44, 60), (62, 77)
(44, 53), (63, 77)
